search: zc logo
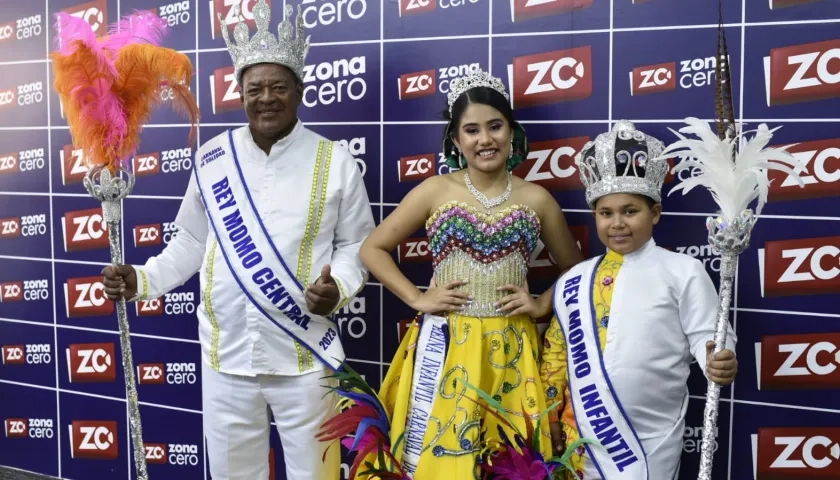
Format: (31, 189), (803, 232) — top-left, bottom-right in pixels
(764, 38), (840, 106)
(63, 0), (108, 36)
(398, 69), (436, 100)
(757, 332), (840, 391)
(210, 65), (240, 114)
(768, 138), (840, 202)
(398, 0), (480, 17)
(66, 342), (116, 383)
(135, 291), (196, 317)
(1, 344), (50, 365)
(5, 418), (54, 439)
(0, 217), (20, 238)
(62, 208), (108, 252)
(759, 236), (840, 297)
(510, 0), (594, 22)
(5, 419), (27, 438)
(60, 144), (89, 185)
(511, 136), (590, 190)
(397, 237), (431, 263)
(769, 0), (825, 9)
(134, 223), (179, 247)
(755, 427), (840, 478)
(137, 362), (198, 385)
(210, 0), (269, 40)
(64, 276), (114, 318)
(2, 345), (24, 365)
(69, 420), (119, 459)
(133, 152), (161, 176)
(507, 46), (593, 108)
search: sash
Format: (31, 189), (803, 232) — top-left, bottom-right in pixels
(401, 314), (449, 475)
(553, 259), (649, 480)
(193, 130), (345, 372)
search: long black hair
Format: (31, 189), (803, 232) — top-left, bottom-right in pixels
(441, 86), (528, 171)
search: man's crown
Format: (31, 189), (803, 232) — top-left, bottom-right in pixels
(576, 120), (669, 207)
(218, 0), (310, 85)
(447, 69), (509, 115)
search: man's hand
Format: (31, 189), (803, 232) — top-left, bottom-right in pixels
(101, 265), (138, 301)
(305, 265), (340, 316)
(706, 341), (738, 385)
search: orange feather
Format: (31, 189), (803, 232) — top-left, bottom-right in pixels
(51, 13), (199, 175)
(111, 44), (200, 163)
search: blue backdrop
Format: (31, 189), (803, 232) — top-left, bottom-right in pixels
(1, 0), (839, 479)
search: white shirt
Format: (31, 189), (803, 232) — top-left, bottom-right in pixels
(131, 121), (376, 376)
(575, 239), (737, 479)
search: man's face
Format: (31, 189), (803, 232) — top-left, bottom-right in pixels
(239, 63), (302, 139)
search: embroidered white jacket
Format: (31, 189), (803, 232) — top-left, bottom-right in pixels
(131, 122), (376, 376)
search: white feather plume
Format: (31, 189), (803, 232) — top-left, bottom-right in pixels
(655, 117), (805, 221)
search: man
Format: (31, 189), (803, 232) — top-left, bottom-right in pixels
(101, 2), (375, 479)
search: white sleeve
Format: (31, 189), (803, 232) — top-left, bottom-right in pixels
(130, 175), (208, 301)
(678, 258), (738, 378)
(326, 146), (376, 313)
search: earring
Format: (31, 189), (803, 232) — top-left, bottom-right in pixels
(509, 139), (514, 159)
(459, 154), (466, 169)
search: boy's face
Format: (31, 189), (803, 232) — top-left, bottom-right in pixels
(593, 193), (661, 255)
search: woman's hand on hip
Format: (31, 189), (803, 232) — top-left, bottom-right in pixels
(408, 280), (471, 314)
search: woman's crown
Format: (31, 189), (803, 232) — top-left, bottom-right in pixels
(447, 69), (509, 115)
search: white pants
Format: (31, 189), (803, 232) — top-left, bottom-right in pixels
(201, 359), (340, 480)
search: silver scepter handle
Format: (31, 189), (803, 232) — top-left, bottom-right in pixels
(83, 165), (148, 480)
(697, 210), (754, 480)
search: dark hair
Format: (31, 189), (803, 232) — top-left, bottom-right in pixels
(441, 87), (528, 171)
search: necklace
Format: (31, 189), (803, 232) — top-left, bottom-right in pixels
(465, 171), (512, 212)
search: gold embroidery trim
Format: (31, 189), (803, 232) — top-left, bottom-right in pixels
(203, 240), (221, 371)
(293, 140), (332, 371)
(136, 269), (149, 301)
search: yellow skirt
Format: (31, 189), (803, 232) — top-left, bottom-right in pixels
(360, 313), (552, 479)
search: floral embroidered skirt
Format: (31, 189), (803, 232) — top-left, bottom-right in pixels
(358, 313), (552, 479)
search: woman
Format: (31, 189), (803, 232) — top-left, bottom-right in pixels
(331, 69), (584, 479)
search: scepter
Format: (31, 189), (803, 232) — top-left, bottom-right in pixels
(51, 11), (199, 479)
(656, 118), (804, 478)
(655, 1), (804, 476)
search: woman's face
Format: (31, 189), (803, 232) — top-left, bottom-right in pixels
(452, 103), (512, 173)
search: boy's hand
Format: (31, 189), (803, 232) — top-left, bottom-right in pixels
(549, 421), (565, 455)
(706, 341), (738, 385)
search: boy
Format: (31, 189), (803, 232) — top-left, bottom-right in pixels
(540, 121), (738, 480)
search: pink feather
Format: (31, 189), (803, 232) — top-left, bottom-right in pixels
(53, 13), (117, 78)
(101, 10), (168, 51)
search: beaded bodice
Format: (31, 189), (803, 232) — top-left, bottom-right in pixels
(425, 201), (541, 317)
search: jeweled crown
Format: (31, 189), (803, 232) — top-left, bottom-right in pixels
(576, 120), (668, 208)
(447, 69), (509, 115)
(218, 0), (310, 84)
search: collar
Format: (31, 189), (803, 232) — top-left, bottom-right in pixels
(605, 237), (656, 265)
(242, 119), (304, 154)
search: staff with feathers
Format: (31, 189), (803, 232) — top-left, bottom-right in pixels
(51, 10), (200, 480)
(653, 1), (804, 478)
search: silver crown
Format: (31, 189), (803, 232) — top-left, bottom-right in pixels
(447, 69), (509, 115)
(218, 0), (310, 84)
(576, 120), (668, 208)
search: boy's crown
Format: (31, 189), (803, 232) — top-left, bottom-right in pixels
(218, 0), (310, 84)
(576, 120), (668, 207)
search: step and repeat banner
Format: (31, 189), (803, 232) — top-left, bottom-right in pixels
(1, 0), (839, 479)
